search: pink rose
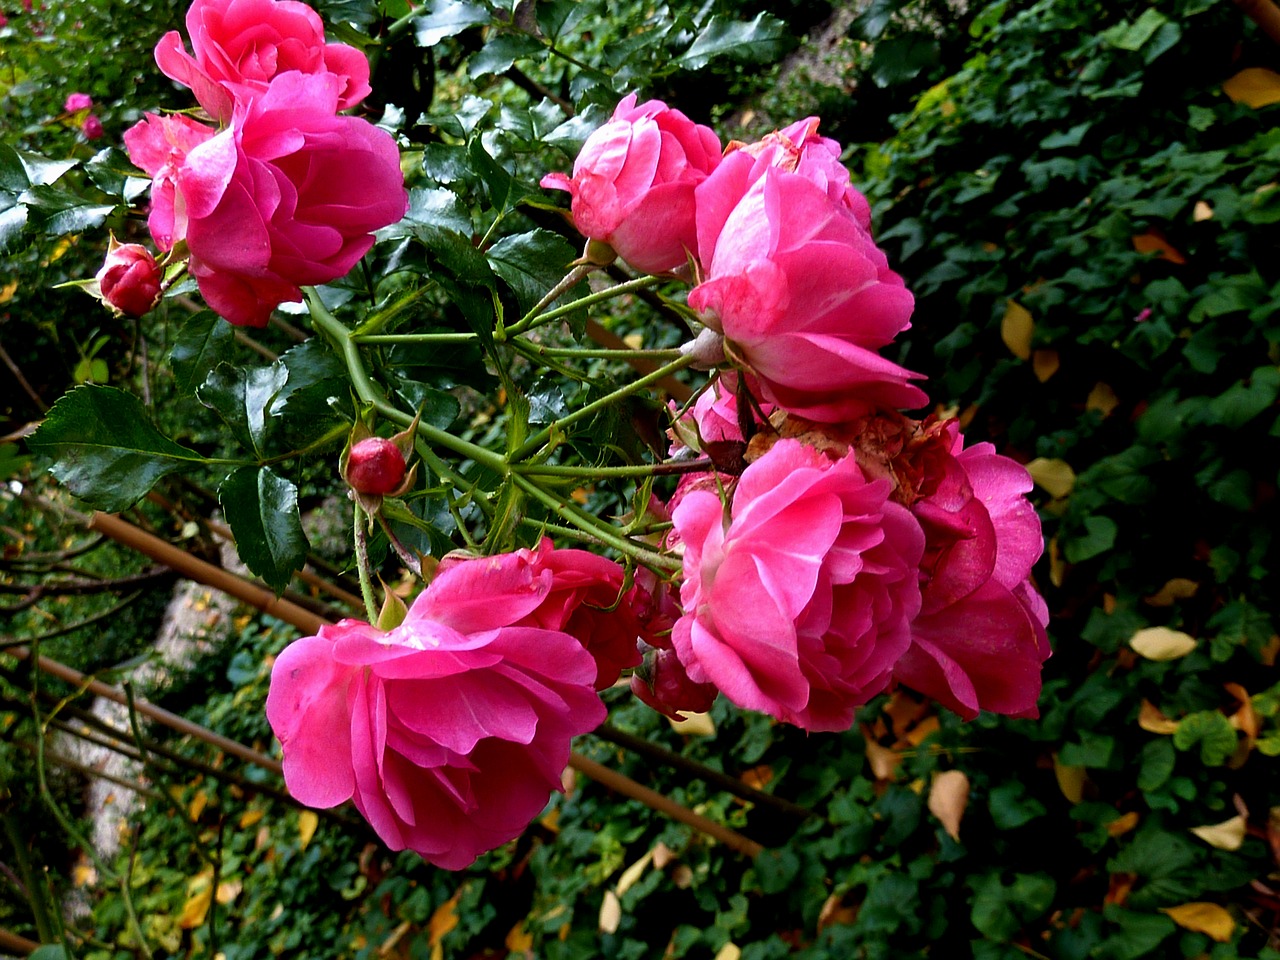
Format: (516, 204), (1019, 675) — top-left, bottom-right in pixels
(265, 558), (607, 870)
(123, 113), (218, 251)
(155, 0), (371, 122)
(668, 371), (773, 459)
(670, 438), (924, 732)
(95, 240), (162, 317)
(889, 421), (1051, 719)
(689, 165), (927, 422)
(437, 538), (643, 690)
(540, 93), (722, 275)
(80, 114), (104, 141)
(177, 71), (407, 327)
(631, 643), (719, 720)
(64, 92), (92, 112)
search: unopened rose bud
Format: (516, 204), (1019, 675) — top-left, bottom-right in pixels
(96, 241), (161, 317)
(630, 644), (718, 720)
(346, 437), (407, 496)
(81, 115), (104, 140)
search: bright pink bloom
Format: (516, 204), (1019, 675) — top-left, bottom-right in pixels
(80, 114), (104, 140)
(540, 93), (722, 275)
(155, 0), (371, 122)
(689, 165), (926, 421)
(890, 422), (1050, 719)
(0, 12), (7, 27)
(176, 71), (406, 327)
(95, 240), (162, 317)
(123, 113), (218, 251)
(671, 439), (924, 732)
(437, 539), (643, 690)
(64, 92), (92, 112)
(266, 560), (607, 870)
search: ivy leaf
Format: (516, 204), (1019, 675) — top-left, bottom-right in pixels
(1063, 515), (1117, 563)
(676, 12), (789, 71)
(1173, 711), (1237, 766)
(27, 385), (205, 512)
(413, 0), (490, 47)
(169, 311), (234, 395)
(198, 362), (290, 457)
(219, 466), (307, 595)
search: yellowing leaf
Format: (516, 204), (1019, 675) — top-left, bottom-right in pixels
(1144, 578), (1199, 607)
(0, 281), (17, 305)
(1002, 300), (1034, 360)
(1086, 382), (1119, 418)
(927, 770), (970, 841)
(1032, 349), (1060, 382)
(429, 889), (462, 947)
(669, 711), (715, 736)
(1130, 626), (1197, 661)
(1193, 200), (1214, 222)
(188, 790), (208, 822)
(598, 890), (622, 934)
(714, 945), (742, 960)
(179, 872), (213, 929)
(1054, 755), (1085, 804)
(216, 879), (241, 905)
(1132, 230), (1186, 264)
(615, 850), (654, 898)
(1190, 815), (1246, 851)
(238, 808), (265, 829)
(1160, 902), (1236, 942)
(1027, 458), (1076, 498)
(1223, 67), (1280, 108)
(1106, 811), (1140, 837)
(1049, 537), (1066, 588)
(1139, 699), (1180, 735)
(505, 922), (534, 953)
(297, 810), (318, 850)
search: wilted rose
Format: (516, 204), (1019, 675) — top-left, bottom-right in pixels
(155, 0), (371, 122)
(541, 92), (722, 275)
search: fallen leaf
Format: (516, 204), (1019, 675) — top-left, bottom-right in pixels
(1002, 300), (1034, 360)
(0, 280), (17, 305)
(1160, 902), (1236, 942)
(179, 872), (213, 929)
(298, 810), (319, 850)
(505, 922), (534, 953)
(862, 727), (902, 781)
(1049, 537), (1066, 587)
(239, 808), (265, 829)
(1130, 626), (1197, 661)
(1223, 67), (1280, 108)
(669, 711), (715, 737)
(904, 715), (940, 747)
(1190, 815), (1247, 851)
(1225, 683), (1259, 740)
(429, 889), (462, 948)
(615, 850), (654, 898)
(598, 890), (622, 934)
(741, 765), (773, 791)
(1106, 812), (1141, 837)
(1054, 755), (1085, 804)
(1132, 230), (1187, 264)
(1143, 578), (1199, 607)
(1033, 349), (1060, 382)
(1086, 382), (1119, 417)
(188, 790), (208, 822)
(652, 842), (676, 870)
(817, 894), (857, 932)
(1193, 200), (1214, 221)
(928, 770), (970, 841)
(1138, 699), (1180, 735)
(1026, 458), (1076, 498)
(714, 945), (742, 960)
(216, 879), (241, 905)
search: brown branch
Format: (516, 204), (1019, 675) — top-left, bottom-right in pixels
(0, 341), (47, 414)
(0, 928), (39, 957)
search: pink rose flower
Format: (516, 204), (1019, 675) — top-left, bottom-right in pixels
(155, 0), (371, 122)
(265, 558), (607, 870)
(689, 165), (927, 422)
(540, 93), (722, 275)
(631, 643), (719, 720)
(123, 113), (218, 251)
(437, 538), (643, 690)
(670, 438), (924, 732)
(176, 71), (407, 326)
(889, 421), (1051, 719)
(95, 240), (162, 317)
(64, 92), (92, 112)
(80, 114), (104, 141)
(668, 371), (773, 459)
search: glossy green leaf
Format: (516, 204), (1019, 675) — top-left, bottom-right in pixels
(197, 362), (289, 457)
(219, 465), (308, 595)
(413, 0), (489, 47)
(169, 311), (235, 394)
(676, 12), (789, 70)
(486, 229), (582, 314)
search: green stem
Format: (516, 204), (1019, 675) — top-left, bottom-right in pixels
(1, 814), (56, 944)
(509, 352), (697, 461)
(512, 457), (712, 479)
(533, 346), (685, 360)
(502, 275), (662, 339)
(351, 502), (378, 624)
(512, 263), (593, 333)
(349, 332), (479, 345)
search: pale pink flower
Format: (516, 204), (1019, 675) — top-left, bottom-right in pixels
(64, 92), (93, 112)
(177, 71), (406, 326)
(155, 0), (371, 122)
(541, 93), (722, 275)
(689, 165), (927, 421)
(670, 439), (924, 732)
(266, 558), (607, 870)
(95, 239), (162, 317)
(123, 112), (218, 251)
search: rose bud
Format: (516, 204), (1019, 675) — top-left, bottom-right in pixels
(630, 644), (718, 721)
(345, 437), (407, 496)
(81, 114), (104, 140)
(95, 240), (162, 317)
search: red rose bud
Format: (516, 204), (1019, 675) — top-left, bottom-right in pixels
(346, 437), (407, 496)
(630, 644), (718, 721)
(96, 241), (161, 317)
(81, 114), (104, 140)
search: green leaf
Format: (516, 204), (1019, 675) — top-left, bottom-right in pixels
(987, 780), (1047, 829)
(219, 466), (308, 595)
(197, 362), (290, 457)
(29, 947), (70, 960)
(676, 12), (790, 71)
(394, 378), (461, 432)
(1096, 906), (1175, 960)
(536, 0), (590, 42)
(0, 142), (30, 194)
(85, 147), (150, 202)
(1063, 515), (1117, 563)
(28, 385), (204, 512)
(413, 0), (490, 47)
(486, 229), (582, 314)
(869, 33), (941, 88)
(16, 150), (77, 186)
(468, 136), (527, 210)
(19, 184), (115, 236)
(1137, 739), (1176, 792)
(169, 311), (235, 394)
(1173, 711), (1237, 766)
(1102, 9), (1169, 52)
(468, 33), (544, 78)
(969, 872), (1056, 941)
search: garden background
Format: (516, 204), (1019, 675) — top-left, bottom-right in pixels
(2, 0), (1280, 958)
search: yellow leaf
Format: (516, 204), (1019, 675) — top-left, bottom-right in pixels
(715, 945), (742, 960)
(1049, 537), (1066, 588)
(188, 790), (208, 822)
(1032, 349), (1060, 382)
(1190, 815), (1246, 851)
(0, 280), (17, 305)
(1130, 626), (1197, 661)
(927, 769), (970, 841)
(598, 890), (622, 934)
(615, 850), (654, 898)
(669, 711), (715, 736)
(429, 889), (462, 946)
(1106, 811), (1141, 837)
(1026, 458), (1076, 499)
(1086, 382), (1119, 418)
(297, 810), (318, 850)
(1143, 578), (1199, 607)
(1223, 67), (1280, 108)
(1053, 755), (1085, 804)
(1138, 699), (1180, 735)
(505, 922), (534, 953)
(1001, 300), (1034, 360)
(623, 333), (644, 350)
(216, 879), (241, 905)
(1160, 902), (1236, 942)
(1193, 200), (1214, 222)
(239, 808), (265, 829)
(179, 873), (213, 929)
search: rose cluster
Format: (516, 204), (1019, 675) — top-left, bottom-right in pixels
(100, 0), (406, 324)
